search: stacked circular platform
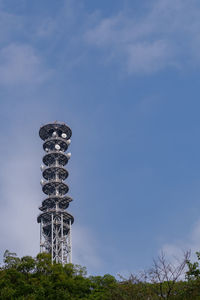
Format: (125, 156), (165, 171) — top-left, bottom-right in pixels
(37, 122), (74, 240)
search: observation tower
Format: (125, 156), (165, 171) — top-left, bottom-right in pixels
(37, 122), (74, 264)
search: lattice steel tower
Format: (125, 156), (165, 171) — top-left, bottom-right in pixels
(37, 122), (74, 264)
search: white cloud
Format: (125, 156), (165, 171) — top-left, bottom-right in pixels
(72, 225), (102, 272)
(161, 219), (200, 264)
(0, 10), (23, 44)
(0, 136), (41, 259)
(85, 0), (200, 74)
(125, 40), (172, 74)
(0, 44), (51, 86)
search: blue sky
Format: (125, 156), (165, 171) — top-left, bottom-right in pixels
(1, 0), (200, 276)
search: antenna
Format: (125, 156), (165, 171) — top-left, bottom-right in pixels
(37, 122), (74, 264)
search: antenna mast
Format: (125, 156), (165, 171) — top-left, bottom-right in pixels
(37, 122), (74, 264)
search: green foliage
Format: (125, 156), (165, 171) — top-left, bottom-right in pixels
(186, 251), (200, 280)
(35, 252), (52, 275)
(3, 250), (20, 269)
(1, 250), (200, 299)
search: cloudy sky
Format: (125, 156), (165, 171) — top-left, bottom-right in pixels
(1, 0), (200, 276)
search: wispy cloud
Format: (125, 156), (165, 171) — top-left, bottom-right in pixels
(72, 225), (102, 272)
(85, 0), (200, 74)
(161, 219), (200, 264)
(0, 134), (40, 259)
(0, 44), (51, 86)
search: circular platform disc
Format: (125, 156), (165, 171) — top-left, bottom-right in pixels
(43, 152), (68, 166)
(40, 196), (72, 210)
(42, 181), (69, 195)
(39, 123), (72, 141)
(43, 137), (69, 152)
(43, 166), (68, 180)
(37, 211), (74, 224)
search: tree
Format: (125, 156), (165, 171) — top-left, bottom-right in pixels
(35, 252), (52, 275)
(143, 251), (190, 299)
(0, 249), (199, 299)
(186, 251), (200, 280)
(3, 250), (20, 269)
(17, 256), (36, 274)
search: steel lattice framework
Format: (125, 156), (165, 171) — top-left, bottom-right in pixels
(37, 122), (74, 264)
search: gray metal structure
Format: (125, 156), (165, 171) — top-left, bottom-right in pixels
(37, 122), (74, 264)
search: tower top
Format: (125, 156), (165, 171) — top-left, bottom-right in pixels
(39, 122), (72, 141)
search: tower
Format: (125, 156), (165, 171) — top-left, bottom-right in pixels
(37, 122), (74, 264)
